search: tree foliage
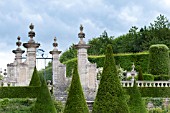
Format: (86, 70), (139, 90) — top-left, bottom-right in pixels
(88, 31), (114, 55)
(64, 65), (89, 113)
(92, 45), (129, 113)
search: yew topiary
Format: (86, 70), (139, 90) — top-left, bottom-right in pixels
(29, 66), (41, 86)
(148, 44), (169, 75)
(92, 44), (129, 113)
(64, 65), (89, 113)
(32, 74), (57, 113)
(128, 81), (147, 113)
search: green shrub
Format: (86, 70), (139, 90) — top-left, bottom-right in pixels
(0, 87), (39, 98)
(128, 81), (147, 113)
(32, 75), (57, 113)
(137, 66), (144, 80)
(154, 75), (170, 81)
(92, 45), (129, 113)
(148, 44), (170, 75)
(29, 67), (41, 86)
(64, 65), (89, 113)
(143, 74), (154, 81)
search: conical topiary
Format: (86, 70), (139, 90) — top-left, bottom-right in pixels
(29, 66), (41, 86)
(32, 74), (57, 113)
(138, 66), (144, 81)
(64, 65), (89, 113)
(128, 81), (147, 113)
(92, 44), (129, 113)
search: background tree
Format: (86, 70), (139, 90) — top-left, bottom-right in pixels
(92, 45), (129, 113)
(59, 44), (77, 63)
(88, 31), (114, 55)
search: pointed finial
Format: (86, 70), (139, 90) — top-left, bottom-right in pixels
(78, 24), (85, 39)
(80, 24), (83, 32)
(53, 37), (58, 48)
(29, 23), (34, 30)
(16, 36), (22, 48)
(28, 23), (35, 38)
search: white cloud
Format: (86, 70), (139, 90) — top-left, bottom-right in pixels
(118, 5), (143, 25)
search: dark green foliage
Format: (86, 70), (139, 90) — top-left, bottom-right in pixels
(137, 66), (144, 80)
(128, 81), (147, 113)
(154, 75), (170, 81)
(64, 66), (89, 113)
(0, 98), (36, 113)
(59, 44), (77, 63)
(29, 67), (41, 86)
(92, 45), (129, 113)
(63, 58), (77, 77)
(88, 31), (115, 55)
(0, 86), (39, 98)
(148, 44), (169, 75)
(143, 74), (154, 81)
(32, 75), (57, 113)
(65, 52), (149, 77)
(38, 67), (52, 81)
(125, 87), (170, 97)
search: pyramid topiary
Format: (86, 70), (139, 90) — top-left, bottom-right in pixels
(92, 44), (129, 113)
(64, 65), (89, 113)
(29, 66), (41, 86)
(32, 74), (57, 113)
(128, 81), (147, 113)
(138, 66), (144, 81)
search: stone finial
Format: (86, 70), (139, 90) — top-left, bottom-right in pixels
(78, 24), (85, 39)
(28, 23), (35, 38)
(53, 37), (58, 48)
(132, 63), (135, 71)
(16, 36), (22, 48)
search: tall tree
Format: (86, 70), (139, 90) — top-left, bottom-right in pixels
(92, 45), (129, 113)
(88, 31), (114, 55)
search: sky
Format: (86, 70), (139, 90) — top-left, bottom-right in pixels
(0, 0), (170, 71)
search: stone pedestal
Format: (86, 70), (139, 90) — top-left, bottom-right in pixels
(50, 37), (67, 101)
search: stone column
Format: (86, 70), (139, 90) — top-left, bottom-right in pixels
(50, 37), (66, 88)
(23, 23), (40, 84)
(75, 25), (90, 89)
(12, 36), (25, 64)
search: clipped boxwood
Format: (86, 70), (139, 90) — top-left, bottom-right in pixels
(148, 44), (170, 75)
(154, 75), (170, 81)
(65, 52), (149, 77)
(143, 74), (154, 81)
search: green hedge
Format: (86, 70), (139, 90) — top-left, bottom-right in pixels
(0, 86), (39, 98)
(143, 74), (154, 81)
(148, 44), (170, 75)
(64, 52), (149, 77)
(125, 87), (170, 97)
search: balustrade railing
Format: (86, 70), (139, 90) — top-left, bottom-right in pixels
(121, 81), (170, 87)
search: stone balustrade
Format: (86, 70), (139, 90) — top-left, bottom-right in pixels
(0, 80), (17, 86)
(121, 81), (170, 87)
(121, 81), (134, 87)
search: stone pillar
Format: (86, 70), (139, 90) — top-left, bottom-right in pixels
(23, 23), (40, 84)
(75, 25), (90, 89)
(50, 37), (67, 101)
(12, 36), (25, 64)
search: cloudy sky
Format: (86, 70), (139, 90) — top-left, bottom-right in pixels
(0, 0), (170, 71)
